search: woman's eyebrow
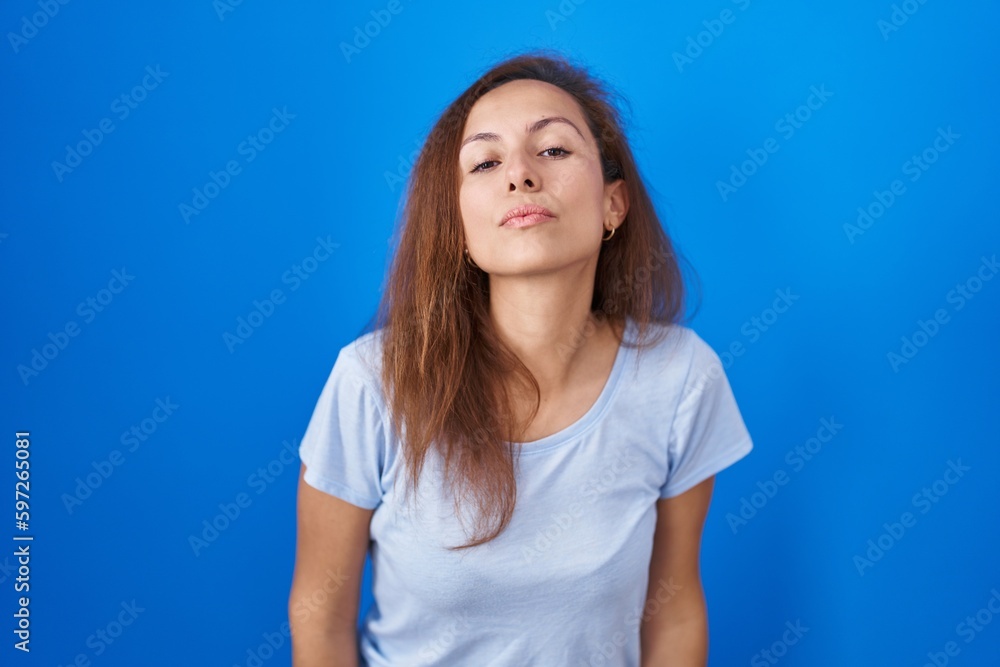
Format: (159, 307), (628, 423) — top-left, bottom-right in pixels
(460, 116), (584, 150)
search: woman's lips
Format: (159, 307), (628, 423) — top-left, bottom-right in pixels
(501, 212), (554, 228)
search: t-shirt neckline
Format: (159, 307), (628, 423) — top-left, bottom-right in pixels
(507, 317), (635, 455)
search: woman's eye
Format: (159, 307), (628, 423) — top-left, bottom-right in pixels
(471, 160), (499, 173)
(541, 146), (570, 158)
(470, 146), (572, 174)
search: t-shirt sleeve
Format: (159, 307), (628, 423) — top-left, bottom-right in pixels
(298, 345), (388, 510)
(660, 332), (754, 499)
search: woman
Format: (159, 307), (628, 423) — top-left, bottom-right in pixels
(289, 49), (754, 667)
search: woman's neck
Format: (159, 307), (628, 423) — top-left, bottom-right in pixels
(490, 267), (617, 394)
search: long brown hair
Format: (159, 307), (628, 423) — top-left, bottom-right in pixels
(363, 48), (701, 550)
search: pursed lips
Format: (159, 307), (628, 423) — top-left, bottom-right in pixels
(500, 204), (555, 227)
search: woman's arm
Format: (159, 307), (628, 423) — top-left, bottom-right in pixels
(289, 464), (373, 667)
(640, 477), (716, 666)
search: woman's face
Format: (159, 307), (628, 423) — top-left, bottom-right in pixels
(457, 79), (625, 277)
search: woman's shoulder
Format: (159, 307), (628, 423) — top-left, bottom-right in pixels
(342, 326), (385, 363)
(625, 317), (692, 354)
(625, 318), (723, 382)
(328, 326), (387, 398)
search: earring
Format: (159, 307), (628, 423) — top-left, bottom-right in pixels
(602, 226), (616, 242)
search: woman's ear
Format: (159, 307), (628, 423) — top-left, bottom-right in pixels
(605, 179), (629, 227)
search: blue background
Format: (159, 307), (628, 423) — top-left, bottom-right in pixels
(2, 1), (998, 665)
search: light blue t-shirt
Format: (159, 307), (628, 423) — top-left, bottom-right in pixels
(298, 317), (754, 666)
